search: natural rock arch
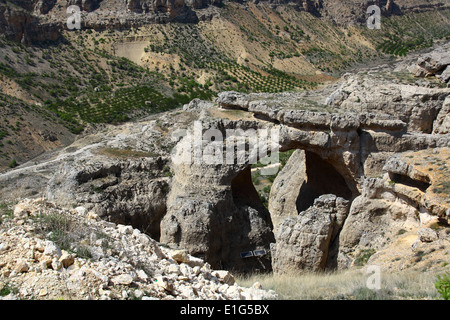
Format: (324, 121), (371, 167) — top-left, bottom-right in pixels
(159, 115), (363, 272)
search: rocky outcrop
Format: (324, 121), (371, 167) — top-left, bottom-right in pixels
(67, 0), (103, 12)
(0, 199), (277, 300)
(337, 146), (450, 269)
(414, 44), (450, 85)
(214, 52), (449, 273)
(317, 0), (449, 26)
(272, 195), (349, 274)
(268, 149), (306, 234)
(166, 81), (448, 273)
(326, 75), (449, 134)
(0, 3), (60, 44)
(216, 84), (449, 187)
(33, 0), (57, 14)
(433, 96), (450, 134)
(126, 0), (212, 12)
(160, 120), (275, 272)
(46, 155), (171, 242)
(125, 0), (196, 22)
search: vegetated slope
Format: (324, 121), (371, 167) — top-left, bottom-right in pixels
(0, 1), (449, 170)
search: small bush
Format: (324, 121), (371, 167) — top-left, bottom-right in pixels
(35, 211), (92, 258)
(9, 159), (17, 168)
(0, 202), (14, 225)
(36, 212), (72, 251)
(0, 282), (18, 297)
(435, 272), (450, 300)
(354, 249), (376, 266)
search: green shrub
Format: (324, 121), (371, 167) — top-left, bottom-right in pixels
(435, 272), (450, 300)
(0, 282), (18, 297)
(0, 202), (13, 224)
(354, 249), (376, 266)
(8, 159), (17, 168)
(34, 211), (92, 258)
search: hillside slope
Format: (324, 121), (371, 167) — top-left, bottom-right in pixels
(0, 0), (448, 170)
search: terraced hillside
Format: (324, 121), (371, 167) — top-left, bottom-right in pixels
(0, 1), (449, 170)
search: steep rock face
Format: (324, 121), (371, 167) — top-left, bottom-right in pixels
(272, 195), (349, 274)
(127, 0), (185, 13)
(47, 156), (171, 241)
(33, 0), (57, 14)
(2, 0), (449, 43)
(126, 0), (212, 12)
(433, 96), (450, 135)
(0, 4), (60, 43)
(160, 120), (275, 272)
(8, 0), (101, 12)
(268, 149), (306, 234)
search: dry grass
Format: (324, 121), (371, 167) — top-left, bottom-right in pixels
(235, 269), (441, 300)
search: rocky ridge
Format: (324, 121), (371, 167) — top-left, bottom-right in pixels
(2, 0), (450, 43)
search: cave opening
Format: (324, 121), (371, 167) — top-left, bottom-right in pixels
(296, 151), (353, 213)
(232, 166), (267, 210)
(389, 173), (430, 192)
(230, 166), (275, 272)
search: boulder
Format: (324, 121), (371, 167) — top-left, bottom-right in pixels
(112, 274), (134, 286)
(59, 252), (75, 268)
(13, 260), (29, 273)
(43, 241), (62, 259)
(418, 227), (438, 242)
(272, 195), (349, 274)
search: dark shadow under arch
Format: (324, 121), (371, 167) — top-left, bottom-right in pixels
(296, 151), (353, 213)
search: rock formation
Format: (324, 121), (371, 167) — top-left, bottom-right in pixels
(67, 0), (103, 12)
(0, 36), (448, 277)
(272, 194), (349, 274)
(268, 149), (306, 234)
(0, 2), (60, 43)
(413, 43), (450, 86)
(160, 118), (275, 272)
(212, 50), (449, 272)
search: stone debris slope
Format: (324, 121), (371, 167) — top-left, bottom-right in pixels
(0, 199), (277, 300)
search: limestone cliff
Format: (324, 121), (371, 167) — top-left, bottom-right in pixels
(2, 0), (449, 43)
